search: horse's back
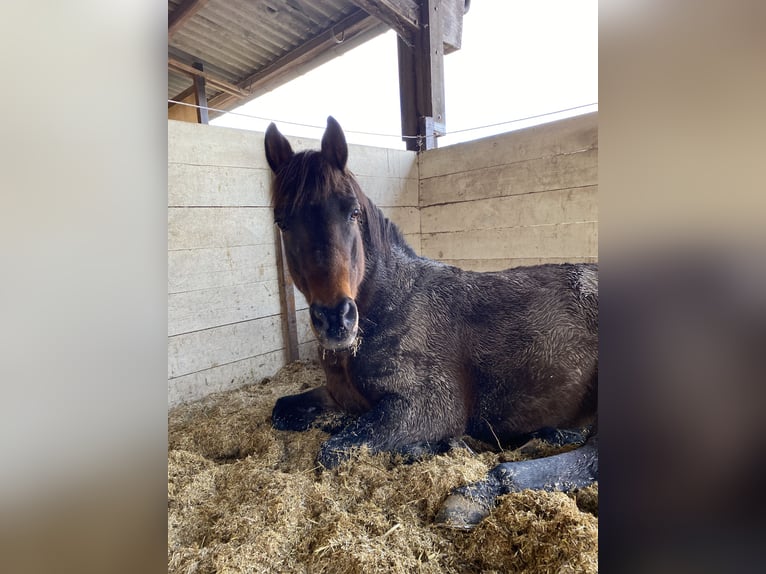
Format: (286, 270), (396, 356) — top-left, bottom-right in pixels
(422, 262), (598, 444)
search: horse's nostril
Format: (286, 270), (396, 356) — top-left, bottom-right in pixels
(340, 298), (358, 331)
(310, 304), (329, 330)
(310, 299), (357, 342)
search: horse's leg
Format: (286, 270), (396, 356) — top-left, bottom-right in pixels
(528, 426), (591, 446)
(271, 386), (343, 432)
(435, 436), (598, 530)
(316, 394), (460, 468)
(395, 437), (476, 463)
(515, 425), (593, 455)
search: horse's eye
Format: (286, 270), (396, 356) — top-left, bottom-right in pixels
(350, 208), (361, 221)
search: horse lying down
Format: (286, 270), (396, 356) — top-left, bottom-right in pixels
(264, 117), (598, 529)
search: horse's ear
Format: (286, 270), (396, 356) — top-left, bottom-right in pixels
(264, 123), (294, 173)
(321, 116), (348, 171)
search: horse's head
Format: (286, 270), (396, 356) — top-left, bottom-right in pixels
(265, 117), (365, 351)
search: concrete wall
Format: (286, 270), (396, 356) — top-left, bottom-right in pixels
(168, 120), (418, 407)
(418, 113), (598, 271)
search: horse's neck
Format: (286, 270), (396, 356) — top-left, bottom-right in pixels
(358, 244), (416, 321)
(355, 195), (418, 313)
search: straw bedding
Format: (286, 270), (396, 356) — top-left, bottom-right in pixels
(168, 360), (598, 573)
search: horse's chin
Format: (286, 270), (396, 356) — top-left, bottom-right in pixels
(317, 333), (360, 354)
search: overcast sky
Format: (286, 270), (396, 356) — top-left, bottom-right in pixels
(211, 0), (598, 149)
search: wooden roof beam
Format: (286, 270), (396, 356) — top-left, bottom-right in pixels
(350, 0), (419, 47)
(168, 57), (250, 99)
(351, 0), (465, 53)
(168, 0), (210, 39)
(168, 85), (196, 108)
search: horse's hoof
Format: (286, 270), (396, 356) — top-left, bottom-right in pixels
(316, 439), (349, 470)
(434, 493), (491, 530)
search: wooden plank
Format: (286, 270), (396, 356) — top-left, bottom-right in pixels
(293, 288), (309, 311)
(347, 146), (418, 179)
(276, 233), (299, 363)
(350, 0), (419, 47)
(168, 315), (284, 379)
(356, 0), (464, 53)
(420, 148), (598, 207)
(167, 90), (198, 123)
(298, 341), (319, 361)
(168, 164), (270, 207)
(168, 0), (210, 39)
(168, 207), (276, 251)
(419, 113), (598, 179)
(403, 233), (422, 255)
(295, 309), (317, 345)
(192, 63), (209, 124)
(379, 206), (421, 235)
(420, 221), (598, 261)
(295, 308), (318, 358)
(421, 0), (445, 137)
(440, 257), (599, 273)
(168, 280), (282, 337)
(168, 349), (284, 408)
(168, 58), (249, 98)
(354, 176), (419, 207)
(168, 85), (195, 108)
(441, 0), (465, 54)
(421, 186), (598, 234)
(397, 34), (419, 149)
(168, 120), (269, 168)
(168, 245), (278, 294)
(397, 0), (446, 150)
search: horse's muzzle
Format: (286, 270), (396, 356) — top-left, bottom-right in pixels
(309, 297), (359, 350)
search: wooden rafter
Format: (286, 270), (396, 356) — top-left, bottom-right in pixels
(168, 0), (210, 38)
(168, 58), (249, 99)
(351, 0), (465, 52)
(192, 63), (209, 124)
(350, 0), (419, 47)
(168, 85), (196, 108)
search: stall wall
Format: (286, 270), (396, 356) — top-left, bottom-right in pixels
(418, 113), (598, 271)
(168, 120), (419, 406)
(168, 113), (597, 407)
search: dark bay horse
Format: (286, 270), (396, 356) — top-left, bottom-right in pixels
(264, 117), (598, 528)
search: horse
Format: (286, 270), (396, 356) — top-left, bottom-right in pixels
(264, 116), (598, 529)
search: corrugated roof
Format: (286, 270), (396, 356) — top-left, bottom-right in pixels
(168, 0), (387, 116)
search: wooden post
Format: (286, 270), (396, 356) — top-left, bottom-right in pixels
(275, 232), (299, 363)
(192, 62), (209, 124)
(397, 0), (446, 151)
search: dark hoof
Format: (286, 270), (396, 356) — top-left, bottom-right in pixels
(396, 438), (476, 464)
(434, 493), (491, 530)
(316, 413), (355, 435)
(396, 440), (448, 463)
(316, 439), (351, 469)
(518, 428), (587, 455)
(271, 397), (318, 431)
